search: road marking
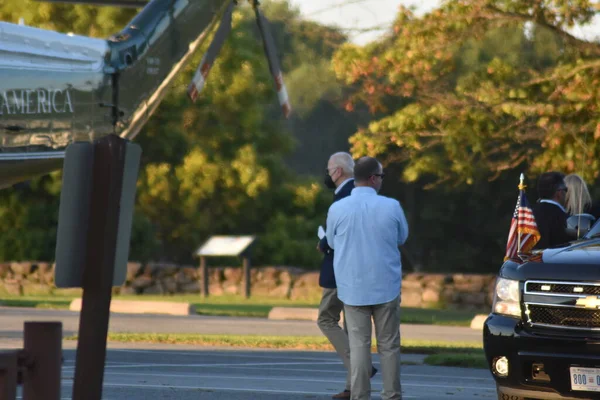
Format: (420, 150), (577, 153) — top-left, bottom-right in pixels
(95, 371), (495, 391)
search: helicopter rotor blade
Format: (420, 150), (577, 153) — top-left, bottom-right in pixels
(252, 1), (291, 118)
(187, 0), (235, 102)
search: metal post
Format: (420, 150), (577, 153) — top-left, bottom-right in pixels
(72, 135), (127, 400)
(201, 256), (209, 297)
(22, 322), (62, 400)
(0, 351), (18, 400)
(243, 256), (251, 299)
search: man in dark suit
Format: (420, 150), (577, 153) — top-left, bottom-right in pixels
(317, 152), (376, 399)
(533, 171), (574, 249)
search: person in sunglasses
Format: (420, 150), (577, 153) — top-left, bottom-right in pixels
(532, 171), (573, 249)
(326, 156), (408, 400)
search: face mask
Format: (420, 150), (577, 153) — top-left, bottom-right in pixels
(324, 173), (336, 189)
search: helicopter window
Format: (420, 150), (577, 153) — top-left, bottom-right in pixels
(148, 0), (188, 46)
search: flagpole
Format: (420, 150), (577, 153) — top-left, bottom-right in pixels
(517, 173), (525, 253)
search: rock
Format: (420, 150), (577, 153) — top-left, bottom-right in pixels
(279, 270), (292, 284)
(150, 263), (178, 278)
(401, 290), (422, 307)
(175, 271), (192, 285)
(422, 274), (449, 286)
(180, 281), (201, 294)
(422, 288), (440, 304)
(160, 277), (178, 294)
(269, 284), (291, 298)
(456, 292), (486, 307)
(208, 283), (224, 296)
(143, 284), (164, 295)
(293, 272), (320, 287)
(126, 262), (142, 281)
(180, 267), (198, 280)
(403, 273), (423, 281)
(222, 283), (239, 295)
(119, 286), (137, 295)
(223, 267), (242, 283)
(21, 282), (52, 296)
(10, 262), (33, 276)
(259, 266), (279, 282)
(131, 276), (153, 290)
(402, 280), (423, 290)
(0, 281), (21, 295)
(0, 264), (10, 279)
(41, 271), (54, 285)
(36, 262), (53, 274)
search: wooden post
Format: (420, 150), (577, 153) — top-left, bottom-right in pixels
(201, 256), (209, 297)
(22, 322), (62, 400)
(71, 135), (127, 400)
(0, 351), (18, 400)
(243, 256), (251, 299)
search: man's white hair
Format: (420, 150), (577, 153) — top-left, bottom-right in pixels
(329, 152), (355, 176)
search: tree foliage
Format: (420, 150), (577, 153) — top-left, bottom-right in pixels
(0, 0), (346, 268)
(333, 0), (600, 187)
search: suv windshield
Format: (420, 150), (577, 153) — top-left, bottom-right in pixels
(584, 218), (600, 239)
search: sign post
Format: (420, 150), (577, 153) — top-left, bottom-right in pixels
(53, 135), (141, 400)
(194, 236), (255, 298)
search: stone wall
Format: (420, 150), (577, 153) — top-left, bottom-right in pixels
(0, 261), (497, 310)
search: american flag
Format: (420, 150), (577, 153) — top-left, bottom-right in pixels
(504, 188), (540, 261)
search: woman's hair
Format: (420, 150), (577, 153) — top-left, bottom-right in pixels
(564, 173), (592, 215)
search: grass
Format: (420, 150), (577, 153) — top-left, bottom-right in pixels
(64, 333), (485, 367)
(0, 294), (482, 326)
(64, 332), (482, 354)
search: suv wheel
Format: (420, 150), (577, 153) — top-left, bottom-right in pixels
(496, 385), (525, 400)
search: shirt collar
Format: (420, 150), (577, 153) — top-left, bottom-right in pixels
(351, 186), (377, 195)
(335, 178), (353, 194)
(540, 199), (566, 213)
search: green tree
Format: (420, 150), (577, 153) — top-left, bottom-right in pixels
(332, 0), (600, 186)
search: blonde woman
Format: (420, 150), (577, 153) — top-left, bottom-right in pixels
(564, 174), (592, 216)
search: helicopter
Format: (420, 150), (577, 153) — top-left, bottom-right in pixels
(0, 0), (291, 189)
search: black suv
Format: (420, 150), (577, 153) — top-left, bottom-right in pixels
(484, 216), (600, 400)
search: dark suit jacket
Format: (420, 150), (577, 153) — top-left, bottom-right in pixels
(532, 201), (572, 249)
(318, 179), (354, 288)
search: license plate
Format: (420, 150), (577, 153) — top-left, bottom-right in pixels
(570, 367), (600, 392)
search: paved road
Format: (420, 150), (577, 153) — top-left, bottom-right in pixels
(0, 307), (492, 399)
(14, 346), (496, 400)
(0, 307), (483, 344)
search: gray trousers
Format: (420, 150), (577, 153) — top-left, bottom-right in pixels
(344, 296), (402, 400)
(317, 288), (351, 391)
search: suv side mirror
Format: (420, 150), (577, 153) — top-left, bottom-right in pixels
(566, 214), (596, 239)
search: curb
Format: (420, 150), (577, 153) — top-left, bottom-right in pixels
(69, 298), (195, 316)
(470, 314), (488, 330)
(268, 307), (319, 321)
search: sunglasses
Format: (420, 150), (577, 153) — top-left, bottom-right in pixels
(372, 173), (385, 179)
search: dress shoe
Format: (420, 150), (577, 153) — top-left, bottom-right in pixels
(332, 389), (351, 399)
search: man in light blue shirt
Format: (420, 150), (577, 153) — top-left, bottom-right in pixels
(326, 156), (408, 400)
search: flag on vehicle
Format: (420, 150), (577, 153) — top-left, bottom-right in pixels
(504, 174), (540, 261)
